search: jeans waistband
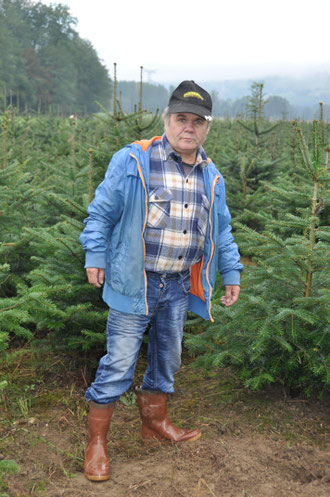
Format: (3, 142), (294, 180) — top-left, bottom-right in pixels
(146, 269), (190, 280)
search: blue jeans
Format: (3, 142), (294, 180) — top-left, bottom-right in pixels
(85, 270), (190, 404)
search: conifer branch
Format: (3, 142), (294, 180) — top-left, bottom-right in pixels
(0, 303), (19, 313)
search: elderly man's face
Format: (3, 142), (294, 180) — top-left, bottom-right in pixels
(164, 113), (210, 163)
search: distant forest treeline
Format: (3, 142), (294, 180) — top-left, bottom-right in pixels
(1, 0), (329, 120)
(117, 79), (330, 121)
(0, 0), (112, 114)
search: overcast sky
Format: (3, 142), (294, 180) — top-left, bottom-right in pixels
(41, 0), (330, 83)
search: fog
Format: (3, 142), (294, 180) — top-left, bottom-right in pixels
(40, 0), (330, 83)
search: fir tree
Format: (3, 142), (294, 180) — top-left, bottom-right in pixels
(18, 101), (161, 356)
(185, 121), (330, 396)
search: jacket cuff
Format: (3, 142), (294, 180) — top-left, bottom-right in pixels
(84, 251), (106, 269)
(221, 270), (241, 286)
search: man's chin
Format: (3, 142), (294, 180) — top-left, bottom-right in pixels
(178, 141), (197, 151)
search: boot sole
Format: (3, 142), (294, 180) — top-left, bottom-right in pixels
(84, 473), (110, 482)
(142, 431), (202, 444)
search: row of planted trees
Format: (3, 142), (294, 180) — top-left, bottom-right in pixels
(0, 83), (329, 397)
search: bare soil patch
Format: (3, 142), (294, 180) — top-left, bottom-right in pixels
(1, 351), (329, 497)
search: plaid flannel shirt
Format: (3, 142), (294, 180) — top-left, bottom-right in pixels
(144, 134), (209, 273)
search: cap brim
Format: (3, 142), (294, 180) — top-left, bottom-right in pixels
(168, 103), (212, 120)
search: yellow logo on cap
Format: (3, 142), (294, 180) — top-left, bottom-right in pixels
(183, 91), (204, 101)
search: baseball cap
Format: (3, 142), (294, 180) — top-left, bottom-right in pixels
(168, 81), (213, 121)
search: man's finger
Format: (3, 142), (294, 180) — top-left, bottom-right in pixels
(220, 285), (240, 307)
(86, 268), (104, 288)
(98, 269), (105, 286)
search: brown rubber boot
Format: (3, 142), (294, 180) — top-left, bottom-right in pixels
(84, 404), (115, 481)
(136, 388), (201, 443)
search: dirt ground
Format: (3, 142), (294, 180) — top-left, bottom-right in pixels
(1, 351), (329, 497)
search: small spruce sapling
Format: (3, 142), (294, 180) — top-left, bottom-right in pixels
(185, 121), (330, 396)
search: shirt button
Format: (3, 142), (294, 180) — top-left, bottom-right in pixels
(183, 230), (187, 234)
(184, 203), (188, 208)
(178, 255), (183, 260)
(159, 283), (164, 288)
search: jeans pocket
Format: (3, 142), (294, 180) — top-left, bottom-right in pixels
(147, 187), (172, 229)
(180, 272), (191, 294)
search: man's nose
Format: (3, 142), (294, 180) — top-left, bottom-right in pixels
(184, 121), (194, 132)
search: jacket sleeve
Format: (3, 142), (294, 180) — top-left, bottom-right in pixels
(79, 150), (126, 268)
(216, 175), (243, 286)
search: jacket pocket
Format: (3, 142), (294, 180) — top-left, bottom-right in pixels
(197, 194), (210, 237)
(147, 187), (172, 229)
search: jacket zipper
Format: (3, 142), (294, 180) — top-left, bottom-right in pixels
(129, 152), (149, 315)
(130, 149), (219, 321)
(205, 175), (220, 322)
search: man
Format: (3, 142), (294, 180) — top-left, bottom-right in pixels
(79, 81), (243, 481)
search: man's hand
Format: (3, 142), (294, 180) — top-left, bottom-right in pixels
(86, 268), (105, 288)
(220, 285), (240, 307)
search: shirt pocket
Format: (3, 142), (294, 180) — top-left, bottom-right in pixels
(147, 187), (173, 229)
(197, 194), (210, 237)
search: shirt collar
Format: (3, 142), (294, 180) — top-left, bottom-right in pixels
(161, 134), (208, 169)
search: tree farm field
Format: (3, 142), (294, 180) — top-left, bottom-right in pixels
(1, 347), (330, 497)
(1, 105), (329, 496)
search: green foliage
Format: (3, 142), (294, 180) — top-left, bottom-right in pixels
(119, 391), (137, 406)
(0, 459), (19, 495)
(0, 103), (161, 357)
(204, 90), (286, 229)
(186, 120), (329, 396)
(0, 80), (329, 396)
(0, 0), (111, 113)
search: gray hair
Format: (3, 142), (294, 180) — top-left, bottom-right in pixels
(162, 106), (171, 125)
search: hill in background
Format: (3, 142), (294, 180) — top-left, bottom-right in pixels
(201, 72), (330, 107)
(118, 72), (330, 120)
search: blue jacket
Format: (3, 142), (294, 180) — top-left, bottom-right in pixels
(80, 137), (243, 321)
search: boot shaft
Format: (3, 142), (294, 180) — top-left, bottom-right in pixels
(88, 405), (115, 438)
(84, 404), (115, 481)
(136, 389), (168, 424)
(136, 387), (201, 443)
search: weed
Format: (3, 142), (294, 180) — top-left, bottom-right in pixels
(0, 460), (19, 494)
(0, 382), (8, 393)
(120, 391), (137, 407)
(24, 384), (35, 393)
(17, 397), (31, 418)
